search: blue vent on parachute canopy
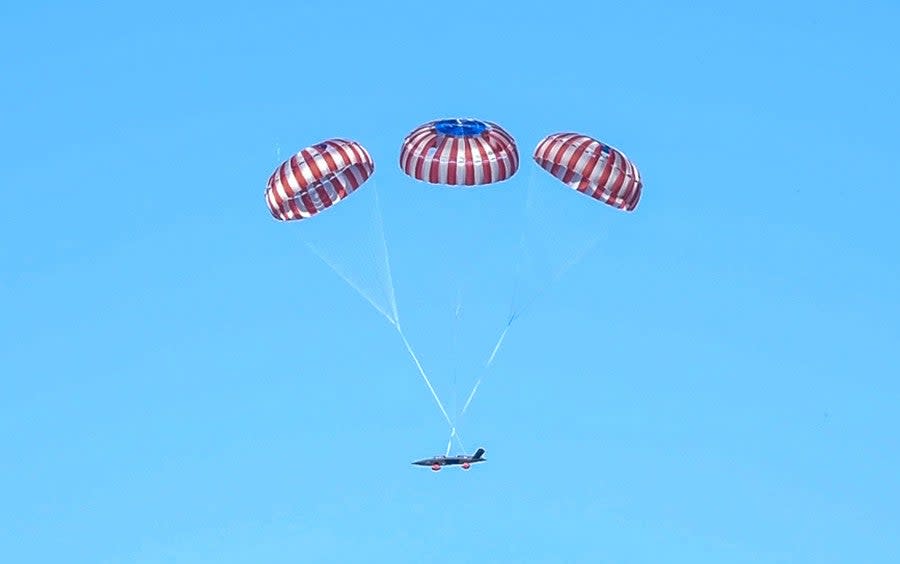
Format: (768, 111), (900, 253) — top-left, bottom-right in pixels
(433, 118), (488, 137)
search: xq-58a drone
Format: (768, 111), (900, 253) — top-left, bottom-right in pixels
(412, 448), (486, 471)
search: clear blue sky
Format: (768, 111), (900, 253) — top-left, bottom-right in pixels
(2, 1), (899, 562)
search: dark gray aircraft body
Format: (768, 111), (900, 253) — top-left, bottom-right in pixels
(412, 448), (486, 471)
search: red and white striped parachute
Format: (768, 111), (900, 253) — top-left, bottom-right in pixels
(399, 118), (519, 186)
(533, 133), (642, 212)
(265, 138), (375, 221)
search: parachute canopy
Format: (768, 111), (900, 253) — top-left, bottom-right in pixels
(399, 118), (519, 186)
(533, 133), (642, 211)
(265, 138), (375, 221)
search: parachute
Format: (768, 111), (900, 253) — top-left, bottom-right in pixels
(263, 136), (398, 326)
(264, 125), (645, 459)
(399, 118), (519, 186)
(265, 138), (375, 221)
(533, 132), (642, 212)
(394, 117), (523, 454)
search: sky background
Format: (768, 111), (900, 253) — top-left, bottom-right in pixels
(2, 0), (899, 562)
